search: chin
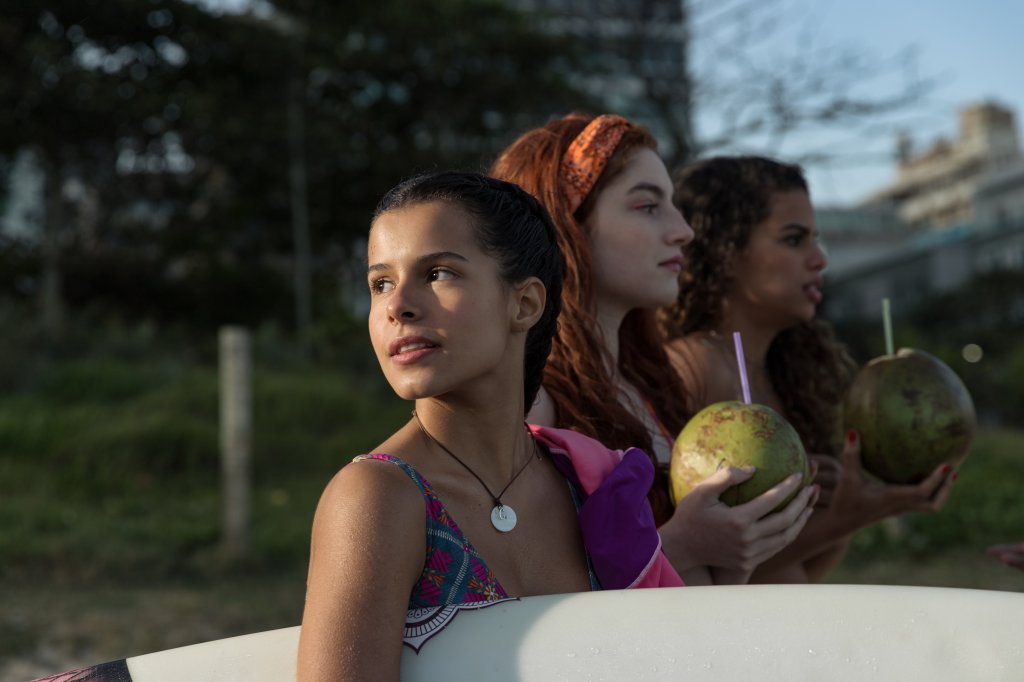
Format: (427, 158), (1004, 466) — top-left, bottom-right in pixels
(795, 306), (817, 325)
(648, 289), (680, 310)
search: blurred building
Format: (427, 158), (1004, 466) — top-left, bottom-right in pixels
(818, 102), (1024, 320)
(823, 222), (1024, 320)
(862, 101), (1024, 230)
(816, 204), (911, 277)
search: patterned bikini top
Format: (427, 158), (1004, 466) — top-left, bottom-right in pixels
(352, 453), (599, 652)
(352, 453), (600, 608)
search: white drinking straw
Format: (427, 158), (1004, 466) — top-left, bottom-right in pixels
(882, 297), (894, 355)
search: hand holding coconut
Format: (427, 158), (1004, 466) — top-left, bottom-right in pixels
(824, 428), (956, 524)
(663, 338), (819, 583)
(748, 426), (956, 581)
(659, 457), (817, 583)
(843, 347), (976, 485)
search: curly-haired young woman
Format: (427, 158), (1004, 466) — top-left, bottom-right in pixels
(662, 155), (956, 583)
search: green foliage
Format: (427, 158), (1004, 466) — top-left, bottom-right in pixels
(1, 0), (592, 332)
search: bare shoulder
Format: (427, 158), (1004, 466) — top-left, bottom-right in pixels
(312, 456), (424, 543)
(526, 385), (557, 426)
(299, 456), (425, 680)
(665, 334), (737, 409)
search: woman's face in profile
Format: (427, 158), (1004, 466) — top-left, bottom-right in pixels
(585, 148), (694, 316)
(728, 189), (827, 327)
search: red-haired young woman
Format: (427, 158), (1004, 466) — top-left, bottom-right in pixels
(491, 115), (817, 585)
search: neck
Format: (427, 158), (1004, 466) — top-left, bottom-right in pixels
(716, 304), (780, 370)
(595, 300), (629, 379)
(412, 396), (530, 482)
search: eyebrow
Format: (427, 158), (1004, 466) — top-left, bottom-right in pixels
(626, 182), (667, 199)
(367, 250), (470, 274)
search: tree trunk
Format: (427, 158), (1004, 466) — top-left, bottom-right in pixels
(288, 30), (312, 357)
(40, 157), (64, 339)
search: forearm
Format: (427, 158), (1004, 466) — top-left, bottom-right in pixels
(709, 565), (752, 585)
(752, 533), (853, 583)
(749, 508), (864, 572)
(678, 565), (714, 585)
(803, 534), (853, 581)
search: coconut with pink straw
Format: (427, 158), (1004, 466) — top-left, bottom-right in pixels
(668, 331), (810, 511)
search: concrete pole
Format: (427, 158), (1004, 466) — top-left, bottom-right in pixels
(219, 326), (252, 560)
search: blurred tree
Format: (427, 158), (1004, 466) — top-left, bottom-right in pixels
(0, 0), (194, 334)
(0, 0), (589, 338)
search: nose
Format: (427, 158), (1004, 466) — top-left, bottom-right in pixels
(386, 282), (421, 323)
(809, 239), (828, 272)
(667, 205), (695, 246)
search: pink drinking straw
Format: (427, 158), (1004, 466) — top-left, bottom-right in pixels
(732, 331), (752, 405)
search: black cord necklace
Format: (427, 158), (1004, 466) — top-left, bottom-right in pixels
(412, 410), (539, 533)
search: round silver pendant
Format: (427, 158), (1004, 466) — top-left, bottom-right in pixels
(490, 504), (517, 533)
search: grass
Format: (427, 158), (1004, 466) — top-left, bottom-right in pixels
(0, 331), (409, 583)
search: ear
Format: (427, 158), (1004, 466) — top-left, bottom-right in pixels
(509, 276), (546, 333)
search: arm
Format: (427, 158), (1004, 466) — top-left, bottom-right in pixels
(750, 455), (852, 583)
(752, 429), (956, 579)
(297, 461), (424, 682)
(986, 543), (1024, 570)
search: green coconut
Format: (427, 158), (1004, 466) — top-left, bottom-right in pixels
(670, 401), (810, 510)
(843, 347), (976, 485)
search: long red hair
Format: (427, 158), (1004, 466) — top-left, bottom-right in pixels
(490, 113), (691, 521)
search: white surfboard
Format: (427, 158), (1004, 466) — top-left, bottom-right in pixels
(38, 585), (1024, 681)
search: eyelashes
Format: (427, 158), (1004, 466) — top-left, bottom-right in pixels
(368, 267), (457, 295)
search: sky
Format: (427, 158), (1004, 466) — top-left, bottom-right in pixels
(714, 0), (1024, 207)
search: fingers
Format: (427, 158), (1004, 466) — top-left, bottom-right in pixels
(810, 454), (841, 482)
(733, 471), (807, 520)
(897, 463), (956, 513)
(838, 429), (864, 478)
(689, 464), (757, 500)
(916, 462), (953, 497)
(809, 455), (842, 506)
(986, 543), (1024, 555)
(986, 544), (1024, 570)
(744, 499), (817, 567)
(755, 483), (818, 535)
(924, 469), (956, 510)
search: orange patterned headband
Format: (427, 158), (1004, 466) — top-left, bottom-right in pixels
(560, 114), (631, 214)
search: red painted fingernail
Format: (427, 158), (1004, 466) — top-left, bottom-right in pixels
(846, 429), (857, 444)
(952, 472), (959, 482)
(942, 464), (952, 474)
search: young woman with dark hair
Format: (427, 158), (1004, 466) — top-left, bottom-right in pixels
(297, 171), (681, 681)
(662, 155), (956, 583)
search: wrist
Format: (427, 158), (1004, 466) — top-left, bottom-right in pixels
(658, 522), (700, 573)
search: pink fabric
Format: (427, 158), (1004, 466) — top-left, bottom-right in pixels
(530, 425), (684, 588)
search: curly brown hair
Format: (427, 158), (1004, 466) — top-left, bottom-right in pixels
(490, 113), (691, 521)
(661, 155), (856, 455)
